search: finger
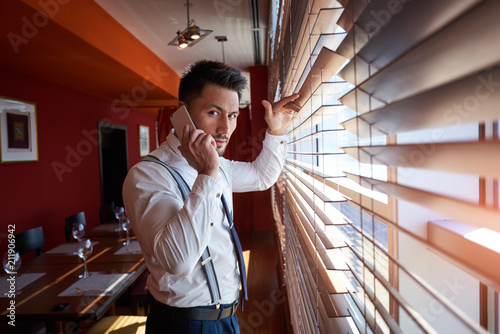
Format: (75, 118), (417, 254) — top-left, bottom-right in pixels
(192, 130), (209, 146)
(274, 93), (300, 109)
(207, 135), (217, 149)
(193, 133), (217, 153)
(262, 100), (273, 119)
(282, 100), (301, 113)
(182, 124), (191, 146)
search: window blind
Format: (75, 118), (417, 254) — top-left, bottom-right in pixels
(270, 0), (500, 333)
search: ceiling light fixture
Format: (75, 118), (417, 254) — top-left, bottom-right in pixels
(177, 33), (188, 49)
(168, 0), (212, 50)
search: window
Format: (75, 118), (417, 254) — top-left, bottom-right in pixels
(270, 0), (500, 333)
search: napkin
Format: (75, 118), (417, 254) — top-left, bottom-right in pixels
(0, 273), (46, 297)
(91, 224), (121, 232)
(58, 272), (134, 297)
(114, 241), (142, 255)
(46, 241), (99, 255)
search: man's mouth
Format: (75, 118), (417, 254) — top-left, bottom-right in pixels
(215, 140), (226, 147)
(214, 136), (228, 147)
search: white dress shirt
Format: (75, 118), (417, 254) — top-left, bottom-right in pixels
(122, 130), (287, 307)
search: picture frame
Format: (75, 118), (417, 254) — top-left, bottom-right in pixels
(138, 125), (150, 157)
(0, 96), (38, 163)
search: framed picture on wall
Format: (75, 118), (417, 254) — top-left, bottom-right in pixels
(0, 96), (38, 163)
(139, 125), (150, 157)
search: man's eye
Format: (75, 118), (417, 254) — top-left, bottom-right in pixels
(229, 114), (238, 119)
(208, 111), (219, 116)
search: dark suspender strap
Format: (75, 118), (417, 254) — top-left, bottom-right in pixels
(142, 155), (190, 200)
(142, 155), (222, 305)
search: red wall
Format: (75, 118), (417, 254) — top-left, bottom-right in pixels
(248, 65), (275, 231)
(0, 66), (156, 256)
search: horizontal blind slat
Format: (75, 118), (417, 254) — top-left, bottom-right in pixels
(284, 8), (344, 96)
(336, 0), (368, 33)
(286, 159), (345, 178)
(339, 0), (482, 83)
(348, 233), (491, 334)
(285, 177), (348, 226)
(285, 164), (346, 202)
(288, 81), (349, 132)
(336, 24), (369, 59)
(292, 47), (348, 108)
(345, 256), (433, 334)
(311, 8), (345, 35)
(345, 172), (500, 233)
(285, 186), (354, 294)
(340, 0), (500, 109)
(289, 104), (347, 138)
(341, 66), (500, 134)
(428, 220), (500, 292)
(288, 151), (343, 156)
(343, 141), (500, 178)
(311, 0), (345, 14)
(283, 177), (351, 249)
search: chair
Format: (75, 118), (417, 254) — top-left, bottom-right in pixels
(15, 226), (45, 256)
(85, 315), (146, 334)
(100, 201), (116, 224)
(64, 211), (86, 242)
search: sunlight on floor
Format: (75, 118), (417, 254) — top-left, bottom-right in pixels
(243, 250), (251, 280)
(85, 315), (146, 334)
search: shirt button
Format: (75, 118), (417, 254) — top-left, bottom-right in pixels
(280, 141), (284, 144)
(210, 222), (214, 226)
(216, 193), (221, 198)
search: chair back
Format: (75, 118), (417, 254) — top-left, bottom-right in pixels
(15, 226), (45, 256)
(64, 211), (86, 242)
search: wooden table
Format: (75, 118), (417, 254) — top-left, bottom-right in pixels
(0, 227), (146, 333)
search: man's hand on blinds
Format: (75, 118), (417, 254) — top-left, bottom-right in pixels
(263, 93), (300, 136)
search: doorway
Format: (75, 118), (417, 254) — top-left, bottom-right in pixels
(98, 122), (129, 208)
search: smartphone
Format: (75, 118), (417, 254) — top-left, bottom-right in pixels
(170, 105), (196, 139)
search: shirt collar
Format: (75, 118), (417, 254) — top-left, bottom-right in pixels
(165, 130), (182, 157)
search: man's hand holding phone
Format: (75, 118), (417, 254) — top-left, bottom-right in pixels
(171, 106), (219, 179)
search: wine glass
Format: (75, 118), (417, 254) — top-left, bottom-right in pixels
(71, 222), (85, 241)
(114, 206), (124, 231)
(3, 252), (22, 295)
(77, 239), (93, 279)
(121, 214), (132, 245)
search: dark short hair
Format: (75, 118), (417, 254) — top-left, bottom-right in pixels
(178, 60), (247, 105)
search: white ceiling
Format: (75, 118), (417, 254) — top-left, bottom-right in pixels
(95, 0), (270, 106)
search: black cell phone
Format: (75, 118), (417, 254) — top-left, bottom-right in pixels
(52, 302), (70, 312)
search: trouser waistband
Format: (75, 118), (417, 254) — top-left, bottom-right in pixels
(150, 298), (239, 321)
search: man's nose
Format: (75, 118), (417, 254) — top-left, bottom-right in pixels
(216, 117), (230, 134)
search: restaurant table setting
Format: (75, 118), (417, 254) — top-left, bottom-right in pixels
(0, 222), (146, 333)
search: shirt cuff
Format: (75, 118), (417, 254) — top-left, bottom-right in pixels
(264, 131), (287, 147)
(191, 173), (224, 199)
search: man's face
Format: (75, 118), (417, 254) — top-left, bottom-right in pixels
(186, 84), (239, 156)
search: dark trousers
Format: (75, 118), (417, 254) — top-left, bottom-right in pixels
(146, 297), (240, 334)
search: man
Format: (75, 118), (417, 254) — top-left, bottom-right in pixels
(122, 59), (298, 333)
